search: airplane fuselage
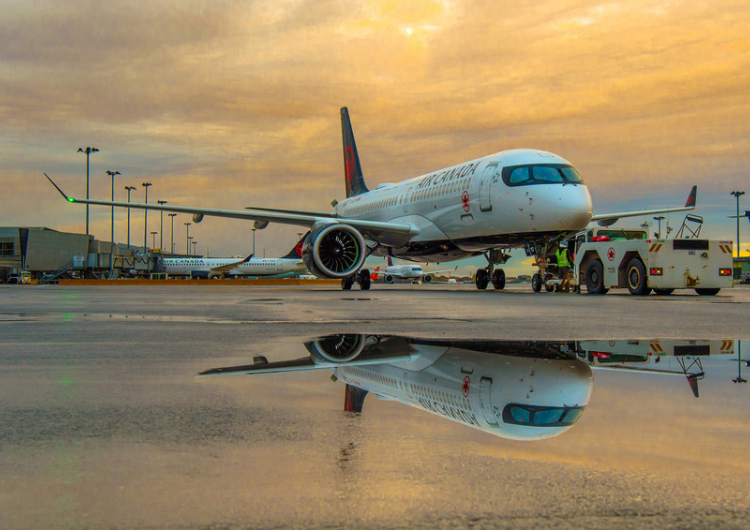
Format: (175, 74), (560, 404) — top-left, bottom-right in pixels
(334, 149), (593, 261)
(160, 257), (305, 277)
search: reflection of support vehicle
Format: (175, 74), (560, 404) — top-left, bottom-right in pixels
(572, 228), (733, 296)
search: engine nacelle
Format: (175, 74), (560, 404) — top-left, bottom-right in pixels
(384, 274), (394, 283)
(422, 274), (433, 283)
(192, 213), (204, 223)
(302, 224), (366, 279)
(305, 334), (366, 363)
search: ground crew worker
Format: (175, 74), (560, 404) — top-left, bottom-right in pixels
(556, 242), (571, 291)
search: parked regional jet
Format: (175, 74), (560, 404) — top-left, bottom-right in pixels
(198, 335), (593, 441)
(370, 257), (457, 284)
(44, 107), (696, 291)
(160, 233), (308, 278)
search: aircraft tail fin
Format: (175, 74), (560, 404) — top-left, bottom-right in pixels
(387, 256), (393, 267)
(344, 383), (368, 413)
(281, 231), (309, 260)
(341, 107), (369, 198)
(685, 185), (697, 208)
(370, 266), (381, 281)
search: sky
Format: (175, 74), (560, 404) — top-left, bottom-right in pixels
(2, 0), (749, 276)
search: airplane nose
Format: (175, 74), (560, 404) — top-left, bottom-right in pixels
(557, 185), (592, 231)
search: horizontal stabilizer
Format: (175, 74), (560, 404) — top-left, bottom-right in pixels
(592, 185), (697, 227)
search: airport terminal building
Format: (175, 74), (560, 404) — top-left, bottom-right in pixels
(0, 227), (162, 282)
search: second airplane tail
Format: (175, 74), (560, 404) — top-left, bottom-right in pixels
(341, 107), (369, 198)
(281, 231), (310, 260)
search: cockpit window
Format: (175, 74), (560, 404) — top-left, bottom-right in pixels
(503, 404), (585, 427)
(502, 164), (584, 187)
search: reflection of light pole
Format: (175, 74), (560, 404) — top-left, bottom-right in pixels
(151, 231), (157, 249)
(734, 340), (746, 384)
(168, 214), (177, 254)
(731, 191), (745, 259)
(124, 186), (136, 248)
(157, 200), (167, 251)
(78, 147), (99, 236)
(252, 228), (256, 255)
(142, 182), (152, 249)
(184, 222), (191, 255)
(653, 216), (665, 239)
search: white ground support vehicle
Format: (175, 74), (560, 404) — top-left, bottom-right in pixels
(572, 228), (734, 295)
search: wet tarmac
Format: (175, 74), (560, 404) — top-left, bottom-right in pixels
(1, 283), (749, 528)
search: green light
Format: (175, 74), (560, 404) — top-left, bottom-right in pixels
(67, 197), (75, 202)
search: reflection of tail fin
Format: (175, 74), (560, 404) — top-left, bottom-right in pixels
(341, 107), (369, 198)
(344, 384), (368, 413)
(281, 231), (309, 259)
(685, 185), (697, 208)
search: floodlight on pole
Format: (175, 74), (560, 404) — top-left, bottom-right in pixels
(124, 186), (136, 248)
(168, 214), (177, 254)
(157, 200), (168, 251)
(142, 182), (152, 249)
(731, 191), (745, 259)
(77, 147), (99, 237)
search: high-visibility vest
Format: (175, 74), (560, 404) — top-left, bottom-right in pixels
(556, 248), (570, 267)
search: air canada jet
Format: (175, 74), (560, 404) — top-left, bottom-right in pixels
(370, 257), (457, 284)
(199, 335), (594, 441)
(160, 233), (308, 279)
(44, 107), (697, 291)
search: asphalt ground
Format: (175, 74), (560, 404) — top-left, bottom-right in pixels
(2, 282), (749, 528)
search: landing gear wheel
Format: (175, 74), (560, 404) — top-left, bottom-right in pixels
(653, 288), (674, 296)
(358, 269), (371, 291)
(586, 260), (608, 294)
(475, 269), (489, 290)
(695, 288), (720, 296)
(531, 273), (542, 292)
(626, 258), (650, 296)
(341, 276), (354, 290)
(492, 269), (506, 290)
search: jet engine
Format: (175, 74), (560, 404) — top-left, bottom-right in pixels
(422, 274), (433, 283)
(302, 224), (366, 279)
(384, 274), (395, 283)
(305, 334), (366, 363)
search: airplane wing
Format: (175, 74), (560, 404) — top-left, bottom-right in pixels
(591, 185), (696, 227)
(245, 206), (337, 218)
(44, 174), (419, 245)
(208, 253), (253, 275)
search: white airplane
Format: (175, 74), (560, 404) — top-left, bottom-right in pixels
(369, 257), (457, 284)
(198, 335), (594, 441)
(44, 107), (697, 291)
(159, 233), (308, 279)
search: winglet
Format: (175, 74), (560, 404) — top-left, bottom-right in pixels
(242, 253), (254, 263)
(685, 185), (697, 209)
(44, 173), (74, 202)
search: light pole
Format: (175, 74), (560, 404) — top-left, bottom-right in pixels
(124, 186), (136, 248)
(252, 228), (256, 255)
(168, 214), (177, 254)
(184, 222), (192, 255)
(157, 200), (168, 251)
(105, 171), (120, 244)
(191, 240), (197, 256)
(731, 191), (745, 259)
(78, 147), (99, 237)
(142, 182), (152, 249)
(653, 216), (665, 239)
(262, 248), (266, 258)
(151, 231), (157, 249)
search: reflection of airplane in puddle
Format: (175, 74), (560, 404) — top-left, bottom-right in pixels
(200, 335), (594, 441)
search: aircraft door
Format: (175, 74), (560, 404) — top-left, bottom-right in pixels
(479, 376), (499, 426)
(478, 164), (498, 212)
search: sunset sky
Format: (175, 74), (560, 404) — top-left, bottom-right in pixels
(2, 0), (749, 274)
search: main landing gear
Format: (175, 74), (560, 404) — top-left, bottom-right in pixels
(475, 249), (509, 291)
(341, 268), (371, 291)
